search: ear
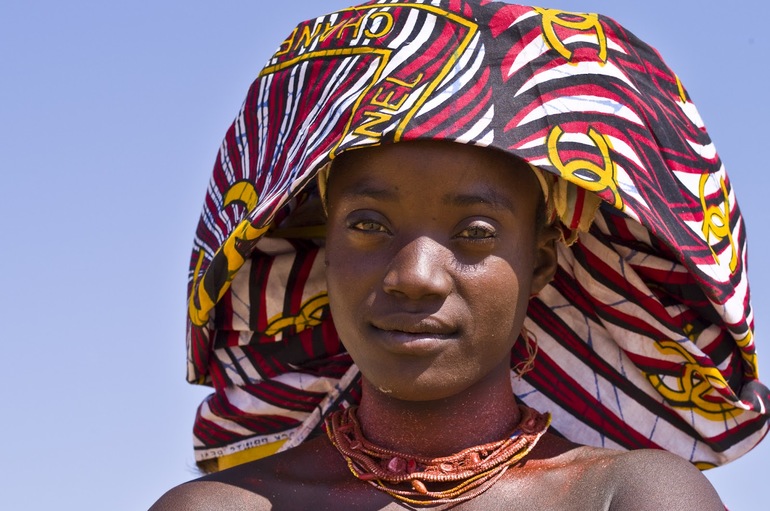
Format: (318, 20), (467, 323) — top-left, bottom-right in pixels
(529, 224), (560, 296)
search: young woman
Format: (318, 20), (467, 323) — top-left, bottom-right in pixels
(153, 1), (768, 508)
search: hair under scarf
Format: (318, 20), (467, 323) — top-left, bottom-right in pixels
(185, 0), (769, 471)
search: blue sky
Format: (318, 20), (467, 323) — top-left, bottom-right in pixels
(2, 1), (768, 510)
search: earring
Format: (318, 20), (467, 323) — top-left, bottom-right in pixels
(513, 326), (538, 377)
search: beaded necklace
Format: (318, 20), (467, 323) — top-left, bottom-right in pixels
(325, 405), (551, 506)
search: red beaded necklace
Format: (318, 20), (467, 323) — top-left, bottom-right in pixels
(325, 405), (551, 506)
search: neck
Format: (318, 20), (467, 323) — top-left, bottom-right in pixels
(356, 360), (521, 457)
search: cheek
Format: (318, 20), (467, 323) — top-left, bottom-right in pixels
(324, 232), (380, 330)
(464, 261), (530, 338)
(326, 245), (378, 294)
(325, 251), (356, 310)
(325, 219), (391, 287)
(326, 260), (361, 347)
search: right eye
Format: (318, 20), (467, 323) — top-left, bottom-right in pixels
(349, 219), (390, 234)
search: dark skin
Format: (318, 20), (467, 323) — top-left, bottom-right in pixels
(151, 141), (724, 510)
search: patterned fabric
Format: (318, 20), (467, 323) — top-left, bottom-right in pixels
(186, 0), (769, 468)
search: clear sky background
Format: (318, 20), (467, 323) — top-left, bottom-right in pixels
(1, 1), (768, 510)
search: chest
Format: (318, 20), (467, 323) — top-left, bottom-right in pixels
(267, 464), (614, 510)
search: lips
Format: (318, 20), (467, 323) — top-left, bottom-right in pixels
(369, 315), (458, 354)
(371, 314), (456, 335)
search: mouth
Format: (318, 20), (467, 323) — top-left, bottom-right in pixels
(369, 317), (458, 354)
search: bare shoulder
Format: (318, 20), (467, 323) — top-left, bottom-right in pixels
(147, 436), (372, 511)
(147, 441), (312, 511)
(149, 479), (272, 511)
(597, 449), (723, 511)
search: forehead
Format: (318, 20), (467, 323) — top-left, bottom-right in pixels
(327, 140), (540, 207)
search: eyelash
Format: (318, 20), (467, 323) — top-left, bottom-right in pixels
(455, 224), (497, 241)
(349, 220), (390, 234)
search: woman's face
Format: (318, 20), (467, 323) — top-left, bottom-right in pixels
(325, 140), (556, 401)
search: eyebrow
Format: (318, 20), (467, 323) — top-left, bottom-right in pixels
(336, 181), (517, 211)
(442, 188), (515, 212)
(336, 181), (400, 202)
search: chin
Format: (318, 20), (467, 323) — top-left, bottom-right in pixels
(366, 371), (475, 402)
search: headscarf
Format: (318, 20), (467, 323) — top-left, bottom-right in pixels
(185, 0), (769, 470)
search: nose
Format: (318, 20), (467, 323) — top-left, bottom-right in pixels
(382, 236), (453, 300)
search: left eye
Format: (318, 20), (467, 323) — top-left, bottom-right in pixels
(456, 224), (496, 240)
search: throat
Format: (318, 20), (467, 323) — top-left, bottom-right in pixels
(355, 368), (521, 457)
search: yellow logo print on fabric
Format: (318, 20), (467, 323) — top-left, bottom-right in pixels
(188, 181), (265, 327)
(647, 335), (742, 421)
(263, 293), (329, 337)
(736, 330), (759, 378)
(546, 125), (623, 210)
(699, 173), (738, 273)
(534, 7), (608, 64)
